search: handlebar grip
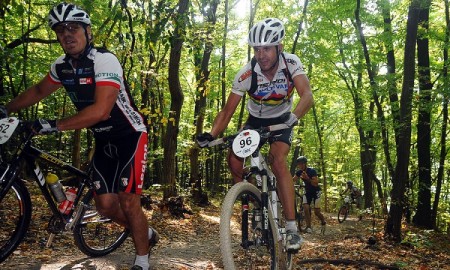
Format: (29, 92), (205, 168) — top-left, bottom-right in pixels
(207, 138), (226, 147)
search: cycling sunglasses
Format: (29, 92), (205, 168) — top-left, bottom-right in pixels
(54, 22), (82, 34)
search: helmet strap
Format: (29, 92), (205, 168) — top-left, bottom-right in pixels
(266, 45), (281, 71)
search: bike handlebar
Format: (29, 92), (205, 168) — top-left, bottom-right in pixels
(206, 123), (291, 148)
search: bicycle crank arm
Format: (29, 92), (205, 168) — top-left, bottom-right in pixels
(65, 202), (87, 231)
(46, 233), (56, 248)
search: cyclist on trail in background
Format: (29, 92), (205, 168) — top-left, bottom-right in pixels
(2, 3), (158, 269)
(292, 156), (326, 233)
(196, 18), (314, 251)
(341, 181), (363, 209)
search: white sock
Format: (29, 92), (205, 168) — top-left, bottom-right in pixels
(285, 220), (298, 233)
(134, 254), (149, 270)
(148, 227), (153, 239)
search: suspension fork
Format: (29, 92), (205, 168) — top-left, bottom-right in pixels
(241, 194), (250, 248)
(261, 173), (271, 244)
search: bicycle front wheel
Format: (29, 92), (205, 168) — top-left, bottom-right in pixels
(338, 205), (348, 223)
(294, 193), (307, 232)
(73, 190), (130, 257)
(0, 180), (32, 263)
(219, 182), (278, 270)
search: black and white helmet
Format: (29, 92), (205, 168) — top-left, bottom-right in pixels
(296, 156), (307, 164)
(248, 18), (285, 47)
(48, 3), (91, 29)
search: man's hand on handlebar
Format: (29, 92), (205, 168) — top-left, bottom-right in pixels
(196, 132), (215, 148)
(32, 119), (59, 135)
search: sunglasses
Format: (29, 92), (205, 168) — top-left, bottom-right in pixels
(54, 23), (82, 34)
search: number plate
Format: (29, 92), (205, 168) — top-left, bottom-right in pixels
(232, 129), (260, 158)
(0, 117), (19, 144)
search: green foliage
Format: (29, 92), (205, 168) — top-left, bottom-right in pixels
(1, 0), (450, 232)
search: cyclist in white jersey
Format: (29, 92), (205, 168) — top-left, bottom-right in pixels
(197, 18), (314, 251)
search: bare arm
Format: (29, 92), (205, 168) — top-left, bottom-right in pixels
(57, 85), (119, 131)
(300, 171), (319, 187)
(6, 76), (60, 113)
(209, 92), (242, 138)
(291, 74), (314, 119)
(6, 75), (119, 131)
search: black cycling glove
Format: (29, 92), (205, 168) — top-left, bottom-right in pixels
(196, 132), (214, 148)
(32, 119), (59, 134)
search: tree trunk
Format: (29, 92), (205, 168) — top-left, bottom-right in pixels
(385, 1), (421, 242)
(163, 0), (189, 199)
(433, 0), (450, 229)
(189, 0), (219, 204)
(414, 0), (433, 229)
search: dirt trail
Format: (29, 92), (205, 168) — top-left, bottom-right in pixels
(1, 203), (449, 269)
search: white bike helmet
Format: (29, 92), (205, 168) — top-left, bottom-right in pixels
(48, 3), (91, 29)
(248, 18), (285, 47)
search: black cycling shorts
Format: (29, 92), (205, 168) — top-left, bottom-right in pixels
(303, 191), (322, 208)
(244, 112), (294, 146)
(92, 132), (147, 195)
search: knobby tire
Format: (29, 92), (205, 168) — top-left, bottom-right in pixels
(0, 180), (32, 263)
(73, 190), (129, 257)
(219, 182), (280, 270)
(338, 205), (348, 223)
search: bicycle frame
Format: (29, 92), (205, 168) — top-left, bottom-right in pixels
(213, 124), (295, 270)
(0, 117), (130, 261)
(237, 133), (285, 249)
(0, 128), (91, 231)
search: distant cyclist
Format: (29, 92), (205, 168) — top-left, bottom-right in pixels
(292, 156), (326, 233)
(340, 181), (362, 209)
(340, 181), (363, 221)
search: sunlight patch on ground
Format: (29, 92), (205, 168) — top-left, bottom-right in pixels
(200, 212), (220, 224)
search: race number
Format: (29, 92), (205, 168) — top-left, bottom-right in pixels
(232, 129), (260, 158)
(0, 117), (19, 144)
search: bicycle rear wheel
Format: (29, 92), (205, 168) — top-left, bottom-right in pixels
(73, 190), (129, 257)
(0, 180), (32, 263)
(338, 205), (348, 223)
(219, 182), (278, 270)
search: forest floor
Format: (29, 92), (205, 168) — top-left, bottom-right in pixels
(1, 190), (450, 270)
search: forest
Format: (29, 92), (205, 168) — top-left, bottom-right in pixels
(1, 0), (449, 244)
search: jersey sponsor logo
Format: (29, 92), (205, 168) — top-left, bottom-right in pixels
(286, 58), (297, 65)
(121, 177), (129, 187)
(61, 69), (73, 74)
(79, 77), (93, 85)
(62, 79), (76, 85)
(93, 126), (113, 133)
(293, 66), (304, 73)
(238, 69), (252, 83)
(96, 72), (120, 78)
(94, 181), (101, 190)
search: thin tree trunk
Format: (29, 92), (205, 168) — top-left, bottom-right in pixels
(163, 0), (189, 199)
(190, 0), (219, 204)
